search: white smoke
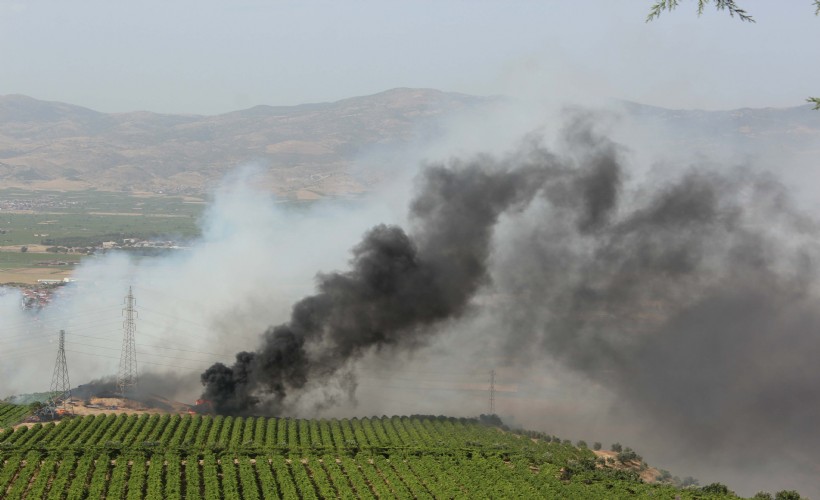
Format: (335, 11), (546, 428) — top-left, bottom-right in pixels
(0, 165), (405, 402)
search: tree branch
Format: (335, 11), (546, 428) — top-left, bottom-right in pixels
(647, 0), (755, 23)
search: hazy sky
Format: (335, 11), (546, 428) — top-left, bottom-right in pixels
(1, 0), (818, 114)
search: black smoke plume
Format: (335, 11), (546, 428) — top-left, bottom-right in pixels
(201, 145), (558, 414)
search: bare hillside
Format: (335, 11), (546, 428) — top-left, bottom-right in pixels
(1, 91), (818, 199)
(0, 88), (490, 197)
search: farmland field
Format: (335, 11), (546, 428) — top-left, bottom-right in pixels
(0, 188), (332, 284)
(0, 189), (204, 284)
(0, 411), (745, 499)
(0, 189), (204, 247)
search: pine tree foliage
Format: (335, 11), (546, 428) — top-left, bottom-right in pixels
(646, 0), (755, 22)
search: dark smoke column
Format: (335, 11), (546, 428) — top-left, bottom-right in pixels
(201, 151), (557, 415)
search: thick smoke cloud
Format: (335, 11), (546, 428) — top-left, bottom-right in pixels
(499, 152), (820, 447)
(202, 114), (820, 495)
(490, 121), (820, 494)
(201, 150), (556, 414)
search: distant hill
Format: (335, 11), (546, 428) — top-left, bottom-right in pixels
(0, 89), (490, 198)
(620, 100), (820, 158)
(1, 90), (818, 198)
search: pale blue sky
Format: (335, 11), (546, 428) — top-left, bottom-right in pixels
(1, 0), (818, 114)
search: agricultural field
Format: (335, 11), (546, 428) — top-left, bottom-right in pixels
(0, 189), (205, 284)
(0, 404), (31, 430)
(0, 411), (750, 499)
(0, 189), (204, 247)
(0, 188), (345, 285)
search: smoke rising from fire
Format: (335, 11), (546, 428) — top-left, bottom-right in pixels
(201, 147), (557, 413)
(201, 113), (820, 495)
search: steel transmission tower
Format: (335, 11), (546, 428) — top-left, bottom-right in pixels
(49, 329), (71, 411)
(489, 369), (496, 415)
(117, 286), (138, 395)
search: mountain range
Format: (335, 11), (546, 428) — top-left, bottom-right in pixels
(1, 89), (818, 198)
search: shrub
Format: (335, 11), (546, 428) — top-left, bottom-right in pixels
(774, 491), (802, 500)
(559, 467), (573, 481)
(611, 442), (622, 452)
(753, 493), (773, 500)
(593, 442), (602, 451)
(578, 457), (597, 471)
(478, 414), (503, 427)
(576, 440), (587, 448)
(702, 483), (730, 494)
(656, 469), (672, 482)
(681, 476), (699, 488)
(617, 448), (639, 463)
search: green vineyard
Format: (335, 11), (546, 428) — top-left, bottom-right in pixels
(0, 410), (745, 499)
(0, 403), (31, 430)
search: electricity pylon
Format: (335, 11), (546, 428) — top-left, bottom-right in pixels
(48, 329), (71, 413)
(489, 369), (496, 415)
(117, 286), (138, 396)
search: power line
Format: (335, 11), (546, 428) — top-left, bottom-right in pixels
(57, 340), (225, 367)
(0, 318), (123, 344)
(67, 331), (234, 358)
(65, 349), (203, 371)
(135, 320), (243, 354)
(0, 304), (122, 332)
(0, 346), (55, 360)
(137, 304), (260, 343)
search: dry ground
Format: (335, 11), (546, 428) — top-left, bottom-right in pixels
(593, 449), (662, 483)
(0, 267), (73, 285)
(11, 396), (191, 430)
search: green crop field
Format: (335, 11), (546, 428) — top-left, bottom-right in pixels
(0, 188), (206, 216)
(0, 212), (200, 246)
(0, 190), (204, 285)
(0, 404), (31, 429)
(0, 189), (204, 248)
(0, 411), (754, 499)
(0, 188), (324, 249)
(0, 251), (82, 268)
